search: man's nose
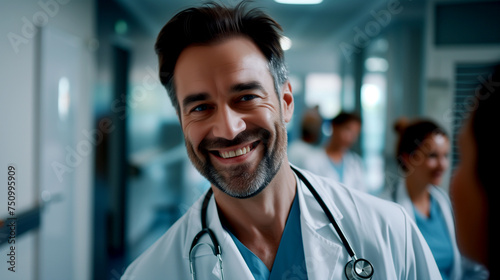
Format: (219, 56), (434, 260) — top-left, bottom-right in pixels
(212, 106), (246, 140)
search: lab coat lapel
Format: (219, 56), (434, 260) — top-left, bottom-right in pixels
(394, 179), (415, 219)
(430, 187), (462, 279)
(206, 196), (255, 280)
(183, 191), (254, 280)
(296, 173), (343, 280)
(396, 181), (464, 279)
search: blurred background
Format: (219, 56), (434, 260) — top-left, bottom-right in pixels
(0, 0), (499, 279)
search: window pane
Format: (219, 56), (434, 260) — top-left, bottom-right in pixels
(305, 73), (342, 119)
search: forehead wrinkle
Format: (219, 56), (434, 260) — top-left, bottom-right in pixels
(230, 81), (266, 94)
(175, 37), (275, 109)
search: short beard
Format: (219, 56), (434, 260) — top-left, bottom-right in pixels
(185, 122), (287, 199)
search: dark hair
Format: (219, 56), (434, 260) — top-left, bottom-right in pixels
(331, 112), (362, 126)
(154, 1), (288, 113)
(395, 119), (448, 172)
(470, 63), (500, 274)
(300, 106), (322, 144)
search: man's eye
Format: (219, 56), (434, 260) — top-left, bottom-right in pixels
(240, 95), (258, 102)
(191, 104), (209, 112)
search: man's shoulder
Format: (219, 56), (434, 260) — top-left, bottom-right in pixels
(302, 169), (408, 224)
(303, 169), (415, 255)
(345, 150), (364, 163)
(121, 197), (203, 279)
(299, 148), (329, 169)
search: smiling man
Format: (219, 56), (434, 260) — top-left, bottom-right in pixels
(121, 2), (441, 280)
(177, 38), (292, 201)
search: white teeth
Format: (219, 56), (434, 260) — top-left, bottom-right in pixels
(219, 145), (251, 159)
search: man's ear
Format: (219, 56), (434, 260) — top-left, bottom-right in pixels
(281, 81), (294, 123)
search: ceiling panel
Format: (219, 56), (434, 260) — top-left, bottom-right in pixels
(115, 0), (426, 73)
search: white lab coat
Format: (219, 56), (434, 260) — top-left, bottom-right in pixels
(299, 149), (367, 193)
(379, 179), (489, 280)
(122, 167), (441, 280)
(287, 139), (319, 168)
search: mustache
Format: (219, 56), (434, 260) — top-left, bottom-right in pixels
(199, 128), (271, 150)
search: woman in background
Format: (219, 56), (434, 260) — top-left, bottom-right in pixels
(450, 64), (500, 279)
(380, 119), (487, 280)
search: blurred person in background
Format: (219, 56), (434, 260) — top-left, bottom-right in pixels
(287, 105), (323, 166)
(301, 112), (367, 192)
(450, 64), (500, 280)
(380, 119), (488, 280)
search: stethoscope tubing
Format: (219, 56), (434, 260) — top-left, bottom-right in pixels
(189, 167), (373, 280)
(290, 166), (357, 258)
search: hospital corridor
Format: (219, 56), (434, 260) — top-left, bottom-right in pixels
(0, 0), (499, 279)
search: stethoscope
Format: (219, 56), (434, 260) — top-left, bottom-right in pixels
(189, 167), (374, 280)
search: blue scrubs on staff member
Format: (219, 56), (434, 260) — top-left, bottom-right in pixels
(380, 119), (488, 280)
(413, 196), (454, 279)
(122, 3), (443, 279)
(226, 192), (306, 279)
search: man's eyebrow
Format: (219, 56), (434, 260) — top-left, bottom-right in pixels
(182, 93), (209, 111)
(230, 81), (266, 93)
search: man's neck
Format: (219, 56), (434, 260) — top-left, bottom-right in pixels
(212, 162), (297, 270)
(325, 145), (345, 163)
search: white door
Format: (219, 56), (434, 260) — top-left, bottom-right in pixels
(38, 26), (83, 280)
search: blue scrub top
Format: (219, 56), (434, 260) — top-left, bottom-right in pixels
(226, 192), (307, 280)
(413, 196), (454, 280)
(329, 158), (345, 183)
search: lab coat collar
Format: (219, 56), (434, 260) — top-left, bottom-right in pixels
(393, 178), (453, 225)
(295, 168), (344, 279)
(294, 167), (344, 230)
(182, 191), (254, 279)
(182, 166), (345, 279)
(393, 178), (464, 279)
(393, 178), (415, 218)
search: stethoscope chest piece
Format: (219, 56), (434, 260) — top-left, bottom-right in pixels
(190, 168), (374, 280)
(345, 258), (374, 280)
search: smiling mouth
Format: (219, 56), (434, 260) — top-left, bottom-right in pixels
(212, 141), (259, 159)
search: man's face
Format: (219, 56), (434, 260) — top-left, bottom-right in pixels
(173, 36), (293, 198)
(333, 121), (361, 149)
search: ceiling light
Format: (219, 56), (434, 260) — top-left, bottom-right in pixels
(280, 36), (292, 51)
(115, 20), (128, 35)
(274, 0), (323, 4)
